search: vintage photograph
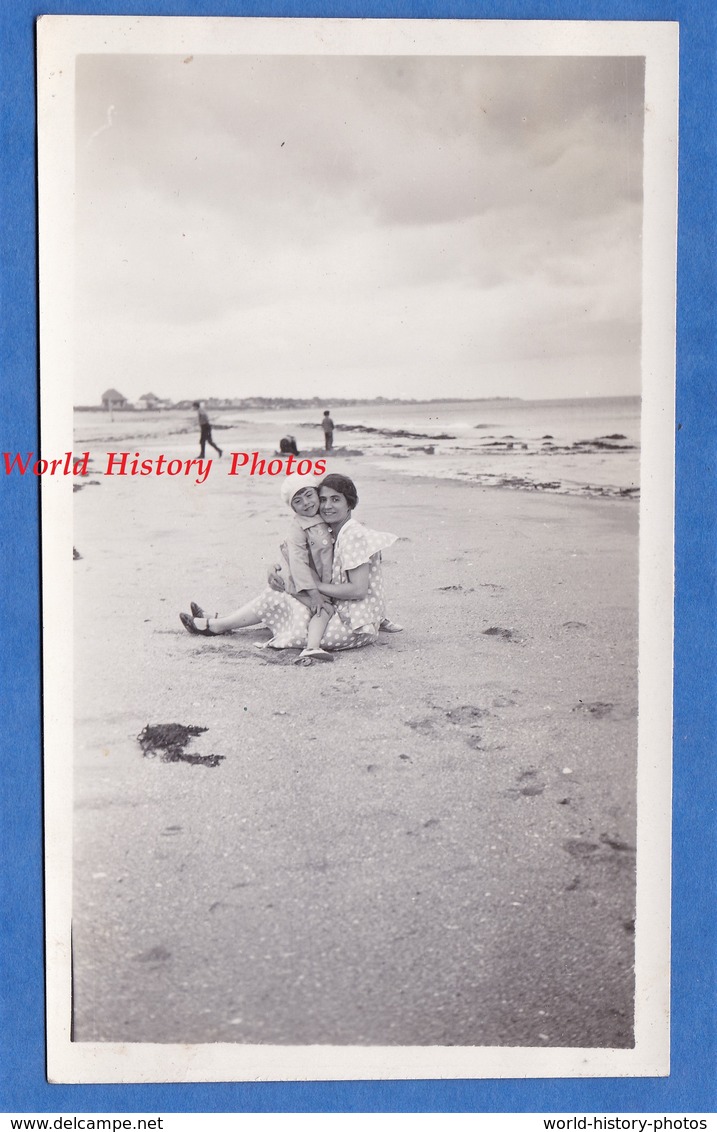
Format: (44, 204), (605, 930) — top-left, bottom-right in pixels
(37, 17), (676, 1082)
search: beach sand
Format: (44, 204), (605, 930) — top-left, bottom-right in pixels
(71, 452), (637, 1050)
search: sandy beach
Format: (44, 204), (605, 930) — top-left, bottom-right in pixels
(70, 443), (637, 1050)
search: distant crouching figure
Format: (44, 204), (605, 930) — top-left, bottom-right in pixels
(279, 435), (300, 456)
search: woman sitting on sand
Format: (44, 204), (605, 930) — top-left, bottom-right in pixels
(179, 473), (400, 661)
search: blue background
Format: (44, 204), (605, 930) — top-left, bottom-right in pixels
(1, 0), (715, 1114)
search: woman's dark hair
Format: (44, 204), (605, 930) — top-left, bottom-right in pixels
(319, 473), (358, 511)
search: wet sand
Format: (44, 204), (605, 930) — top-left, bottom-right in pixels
(71, 454), (637, 1048)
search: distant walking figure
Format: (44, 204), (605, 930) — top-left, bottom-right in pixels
(321, 410), (334, 452)
(193, 401), (222, 460)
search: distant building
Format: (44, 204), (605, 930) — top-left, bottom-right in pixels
(101, 388), (129, 412)
(138, 392), (162, 411)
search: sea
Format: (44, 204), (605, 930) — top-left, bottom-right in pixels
(74, 396), (640, 499)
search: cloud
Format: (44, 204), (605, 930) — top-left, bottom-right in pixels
(74, 52), (644, 402)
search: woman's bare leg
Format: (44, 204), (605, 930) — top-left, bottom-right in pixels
(194, 594), (266, 634)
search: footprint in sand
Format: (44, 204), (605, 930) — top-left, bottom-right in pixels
(517, 769), (546, 797)
(406, 817), (441, 837)
(483, 626), (518, 641)
(258, 649), (300, 667)
(572, 701), (614, 718)
(492, 693), (518, 708)
(444, 705), (491, 724)
(563, 835), (635, 870)
(405, 717), (437, 736)
(563, 838), (601, 858)
(519, 782), (545, 796)
(133, 945), (171, 964)
(408, 704), (490, 728)
(600, 833), (635, 853)
(464, 733), (490, 751)
(505, 768), (546, 798)
(406, 704), (503, 752)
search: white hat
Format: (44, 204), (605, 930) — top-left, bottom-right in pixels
(280, 476), (309, 508)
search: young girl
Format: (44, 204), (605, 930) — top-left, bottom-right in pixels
(276, 478), (335, 661)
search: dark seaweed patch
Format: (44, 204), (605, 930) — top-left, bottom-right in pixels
(137, 723), (224, 767)
(336, 423), (455, 440)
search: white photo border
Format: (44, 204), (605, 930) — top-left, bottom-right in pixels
(37, 14), (677, 1085)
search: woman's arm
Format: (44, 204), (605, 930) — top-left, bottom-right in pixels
(316, 561), (370, 600)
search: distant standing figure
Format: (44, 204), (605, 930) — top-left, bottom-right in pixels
(193, 401), (222, 460)
(321, 410), (334, 451)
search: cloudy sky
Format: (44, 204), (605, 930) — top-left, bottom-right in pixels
(75, 52), (644, 405)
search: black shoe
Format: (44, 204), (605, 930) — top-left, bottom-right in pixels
(180, 612), (216, 636)
(190, 602), (206, 619)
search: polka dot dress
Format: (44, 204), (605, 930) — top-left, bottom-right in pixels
(329, 520), (398, 642)
(257, 519), (398, 652)
(253, 587), (312, 649)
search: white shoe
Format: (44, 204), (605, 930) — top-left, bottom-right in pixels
(296, 648), (334, 663)
(379, 618), (403, 633)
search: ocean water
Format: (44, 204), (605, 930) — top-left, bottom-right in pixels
(74, 396), (640, 498)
